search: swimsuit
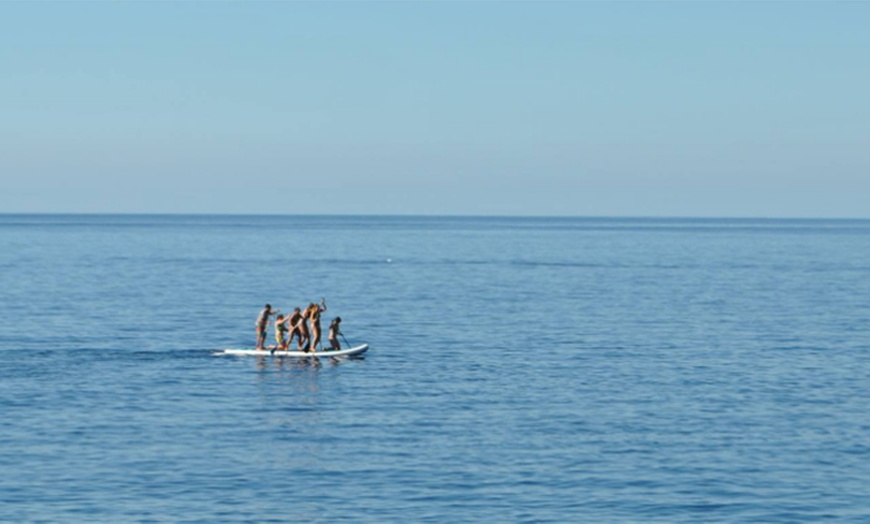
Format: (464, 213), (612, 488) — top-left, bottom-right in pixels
(275, 323), (288, 343)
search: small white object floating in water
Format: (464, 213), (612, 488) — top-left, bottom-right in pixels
(386, 258), (392, 263)
(215, 344), (369, 358)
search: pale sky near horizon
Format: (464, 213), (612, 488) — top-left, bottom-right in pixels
(1, 2), (868, 217)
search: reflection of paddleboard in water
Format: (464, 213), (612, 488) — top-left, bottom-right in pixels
(215, 344), (369, 358)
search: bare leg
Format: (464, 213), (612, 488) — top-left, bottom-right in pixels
(288, 328), (301, 350)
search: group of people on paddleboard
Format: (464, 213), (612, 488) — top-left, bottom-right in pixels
(255, 299), (344, 352)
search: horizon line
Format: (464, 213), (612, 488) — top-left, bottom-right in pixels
(1, 212), (869, 222)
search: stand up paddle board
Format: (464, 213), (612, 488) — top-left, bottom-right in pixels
(216, 343), (368, 358)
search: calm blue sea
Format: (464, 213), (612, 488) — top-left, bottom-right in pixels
(1, 215), (869, 522)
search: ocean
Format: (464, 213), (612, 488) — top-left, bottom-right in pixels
(1, 214), (869, 522)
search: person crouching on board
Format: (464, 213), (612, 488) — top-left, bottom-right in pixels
(274, 314), (290, 351)
(255, 304), (279, 350)
(328, 317), (343, 350)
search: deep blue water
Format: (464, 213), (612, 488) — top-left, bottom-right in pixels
(1, 215), (869, 522)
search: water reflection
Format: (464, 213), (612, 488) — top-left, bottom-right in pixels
(252, 354), (364, 378)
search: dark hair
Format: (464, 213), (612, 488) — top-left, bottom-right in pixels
(335, 317), (341, 322)
(265, 304), (272, 309)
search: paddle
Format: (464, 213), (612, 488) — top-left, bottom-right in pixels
(340, 333), (352, 348)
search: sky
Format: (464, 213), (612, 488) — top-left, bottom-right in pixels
(1, 1), (868, 217)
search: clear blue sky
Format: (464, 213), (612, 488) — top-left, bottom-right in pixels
(1, 2), (868, 217)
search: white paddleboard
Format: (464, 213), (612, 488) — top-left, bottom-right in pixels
(216, 343), (369, 358)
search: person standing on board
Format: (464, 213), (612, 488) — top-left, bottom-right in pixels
(328, 317), (343, 350)
(294, 306), (311, 352)
(307, 299), (327, 351)
(255, 304), (278, 350)
(286, 307), (304, 350)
